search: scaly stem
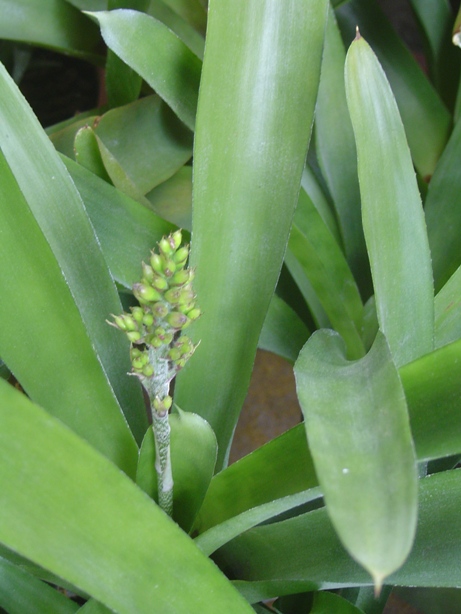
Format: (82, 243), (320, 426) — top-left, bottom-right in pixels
(152, 408), (173, 517)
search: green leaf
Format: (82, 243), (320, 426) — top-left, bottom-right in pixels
(287, 189), (365, 360)
(144, 165), (192, 231)
(195, 425), (317, 534)
(0, 379), (254, 614)
(147, 0), (205, 59)
(0, 556), (79, 614)
(425, 118), (461, 291)
(409, 0), (460, 111)
(258, 294), (310, 364)
(195, 487), (322, 557)
(62, 155), (174, 288)
(294, 330), (418, 589)
(310, 592), (365, 614)
(434, 266), (461, 348)
(218, 469), (461, 597)
(345, 34), (434, 367)
(104, 1), (150, 108)
(93, 95), (193, 197)
(0, 64), (145, 472)
(315, 6), (370, 297)
(74, 125), (112, 181)
(160, 0), (207, 35)
(198, 335), (461, 536)
(89, 9), (202, 130)
(136, 408), (217, 532)
(400, 338), (461, 463)
(174, 0), (329, 469)
(337, 0), (451, 180)
(77, 600), (114, 614)
(0, 0), (102, 60)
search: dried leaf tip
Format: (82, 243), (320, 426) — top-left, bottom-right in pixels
(355, 25), (361, 41)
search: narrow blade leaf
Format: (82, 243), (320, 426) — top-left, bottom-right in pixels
(345, 34), (434, 367)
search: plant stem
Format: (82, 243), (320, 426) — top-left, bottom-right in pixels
(152, 409), (173, 517)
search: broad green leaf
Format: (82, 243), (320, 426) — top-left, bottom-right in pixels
(144, 165), (192, 230)
(0, 379), (254, 614)
(104, 1), (149, 108)
(425, 117), (461, 291)
(315, 6), (370, 297)
(89, 9), (202, 130)
(175, 0), (329, 469)
(48, 113), (100, 158)
(77, 601), (113, 614)
(434, 266), (461, 348)
(160, 0), (207, 35)
(62, 155), (174, 288)
(195, 487), (322, 557)
(218, 470), (461, 597)
(136, 408), (217, 532)
(310, 592), (365, 614)
(284, 249), (330, 330)
(198, 336), (461, 535)
(295, 330), (418, 589)
(147, 0), (205, 59)
(0, 557), (79, 614)
(93, 95), (193, 197)
(64, 0), (106, 9)
(337, 0), (451, 180)
(195, 425), (317, 534)
(345, 34), (434, 367)
(409, 0), (459, 111)
(258, 294), (310, 364)
(400, 338), (461, 463)
(74, 125), (112, 181)
(0, 0), (101, 60)
(0, 65), (145, 472)
(287, 189), (365, 359)
(301, 164), (341, 246)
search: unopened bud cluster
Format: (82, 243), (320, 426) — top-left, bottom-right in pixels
(110, 230), (200, 402)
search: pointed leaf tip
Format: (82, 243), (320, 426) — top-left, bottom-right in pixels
(355, 25), (361, 40)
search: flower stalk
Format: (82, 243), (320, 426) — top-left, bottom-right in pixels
(109, 230), (200, 516)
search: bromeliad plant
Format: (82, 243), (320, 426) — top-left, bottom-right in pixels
(1, 1), (461, 613)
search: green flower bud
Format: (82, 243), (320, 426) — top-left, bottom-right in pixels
(133, 283), (162, 304)
(151, 276), (169, 292)
(164, 287), (182, 305)
(153, 395), (172, 416)
(150, 336), (164, 348)
(170, 268), (192, 286)
(162, 258), (177, 278)
(127, 330), (142, 343)
(112, 315), (128, 330)
(141, 262), (154, 283)
(152, 302), (169, 318)
(142, 312), (154, 327)
(173, 246), (189, 267)
(171, 230), (182, 250)
(177, 286), (195, 306)
(177, 301), (195, 315)
(131, 307), (144, 323)
(162, 332), (174, 345)
(142, 364), (154, 377)
(132, 356), (145, 370)
(176, 336), (194, 355)
(186, 308), (201, 322)
(168, 347), (181, 362)
(159, 236), (173, 256)
(166, 311), (189, 329)
(150, 253), (163, 274)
